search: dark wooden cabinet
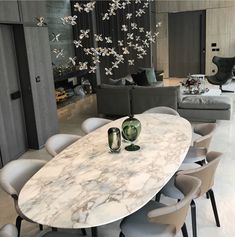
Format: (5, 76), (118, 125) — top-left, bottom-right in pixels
(24, 26), (58, 148)
(0, 1), (20, 23)
(0, 25), (28, 165)
(0, 3), (59, 165)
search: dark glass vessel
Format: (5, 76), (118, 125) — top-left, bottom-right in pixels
(122, 116), (141, 151)
(108, 127), (121, 153)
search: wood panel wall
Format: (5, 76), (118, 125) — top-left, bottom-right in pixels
(155, 0), (235, 78)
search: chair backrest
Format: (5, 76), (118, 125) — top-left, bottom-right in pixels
(0, 224), (17, 237)
(208, 56), (235, 85)
(148, 175), (201, 235)
(178, 151), (222, 196)
(81, 117), (112, 134)
(193, 123), (217, 149)
(45, 134), (81, 157)
(143, 106), (180, 116)
(0, 159), (46, 198)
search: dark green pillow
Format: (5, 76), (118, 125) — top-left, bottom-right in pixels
(139, 67), (157, 85)
(132, 70), (150, 86)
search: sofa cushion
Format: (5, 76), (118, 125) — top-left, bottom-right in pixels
(107, 78), (126, 86)
(132, 70), (150, 86)
(179, 96), (232, 110)
(139, 67), (157, 85)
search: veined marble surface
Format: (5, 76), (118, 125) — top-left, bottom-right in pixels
(18, 114), (192, 229)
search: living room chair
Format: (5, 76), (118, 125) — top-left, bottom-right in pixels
(0, 224), (18, 237)
(119, 175), (201, 237)
(161, 151), (222, 237)
(0, 159), (47, 237)
(206, 56), (235, 93)
(81, 117), (112, 134)
(184, 123), (217, 164)
(45, 134), (81, 157)
(143, 106), (180, 116)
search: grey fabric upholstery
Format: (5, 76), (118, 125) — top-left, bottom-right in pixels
(96, 83), (232, 121)
(132, 86), (179, 114)
(0, 225), (17, 237)
(178, 107), (231, 121)
(120, 201), (174, 237)
(179, 96), (231, 110)
(96, 85), (132, 116)
(178, 96), (232, 121)
(81, 117), (112, 134)
(45, 134), (81, 157)
(183, 147), (207, 164)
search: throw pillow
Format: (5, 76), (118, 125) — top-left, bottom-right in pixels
(132, 70), (150, 86)
(107, 78), (125, 86)
(139, 67), (157, 85)
(123, 75), (135, 85)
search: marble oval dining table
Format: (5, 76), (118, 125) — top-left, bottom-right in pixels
(18, 113), (192, 234)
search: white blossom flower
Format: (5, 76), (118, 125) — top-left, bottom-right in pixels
(74, 2), (83, 12)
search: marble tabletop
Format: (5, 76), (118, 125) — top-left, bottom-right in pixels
(18, 114), (192, 229)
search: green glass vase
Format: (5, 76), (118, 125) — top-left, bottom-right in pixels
(108, 127), (121, 153)
(122, 116), (141, 151)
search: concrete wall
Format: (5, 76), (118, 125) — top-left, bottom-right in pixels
(155, 0), (235, 78)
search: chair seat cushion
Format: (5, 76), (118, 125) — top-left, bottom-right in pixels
(0, 224), (18, 237)
(120, 201), (174, 237)
(179, 96), (231, 110)
(183, 147), (207, 164)
(161, 163), (201, 200)
(192, 132), (202, 143)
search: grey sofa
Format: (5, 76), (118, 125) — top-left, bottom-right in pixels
(96, 85), (232, 121)
(96, 84), (176, 116)
(132, 86), (179, 114)
(96, 84), (132, 116)
(178, 96), (232, 121)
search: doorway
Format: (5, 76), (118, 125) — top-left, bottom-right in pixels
(169, 10), (206, 77)
(0, 25), (28, 166)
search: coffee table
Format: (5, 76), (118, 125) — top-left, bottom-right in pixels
(182, 88), (221, 97)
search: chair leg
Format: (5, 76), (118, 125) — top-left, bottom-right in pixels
(191, 200), (197, 237)
(206, 191), (210, 199)
(155, 192), (161, 202)
(15, 216), (23, 237)
(208, 189), (221, 227)
(91, 227), (98, 237)
(119, 232), (125, 237)
(81, 228), (87, 235)
(181, 223), (188, 237)
(39, 224), (43, 231)
(51, 228), (57, 231)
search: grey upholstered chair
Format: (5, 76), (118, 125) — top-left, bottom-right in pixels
(161, 151), (222, 237)
(0, 224), (17, 237)
(45, 134), (81, 157)
(184, 123), (217, 164)
(81, 117), (112, 134)
(206, 56), (235, 93)
(119, 175), (201, 237)
(0, 159), (47, 237)
(143, 106), (180, 116)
